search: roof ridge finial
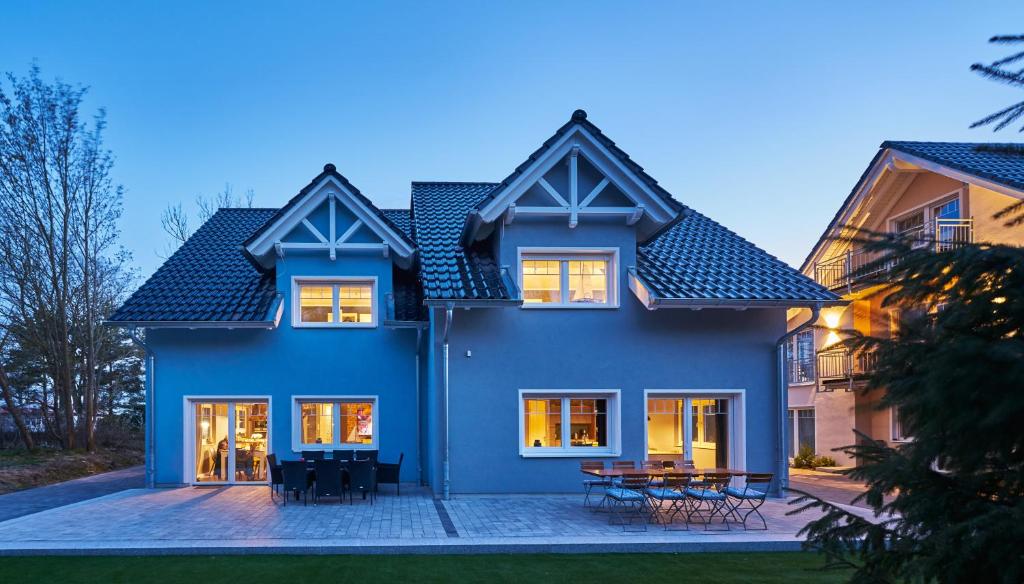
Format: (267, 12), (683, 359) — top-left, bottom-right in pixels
(323, 163), (336, 173)
(571, 109), (587, 122)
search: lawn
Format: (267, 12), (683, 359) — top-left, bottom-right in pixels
(0, 446), (143, 494)
(0, 552), (847, 583)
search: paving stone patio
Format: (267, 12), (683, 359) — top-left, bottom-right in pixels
(0, 484), (881, 555)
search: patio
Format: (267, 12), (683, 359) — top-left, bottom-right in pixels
(0, 484), (881, 555)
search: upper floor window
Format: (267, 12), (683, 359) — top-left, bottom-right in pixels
(292, 277), (377, 328)
(786, 329), (815, 384)
(519, 249), (618, 308)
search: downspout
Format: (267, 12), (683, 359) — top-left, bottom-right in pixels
(774, 303), (821, 498)
(415, 326), (423, 485)
(441, 304), (454, 500)
(128, 328), (155, 488)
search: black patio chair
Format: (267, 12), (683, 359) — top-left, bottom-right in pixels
(724, 473), (773, 530)
(301, 450), (324, 461)
(377, 453), (403, 495)
(355, 450), (378, 463)
(647, 472), (691, 530)
(313, 459), (344, 504)
(267, 453), (283, 499)
(685, 473), (732, 530)
(580, 461), (609, 509)
(332, 449), (355, 462)
(348, 459), (377, 504)
(281, 460), (313, 506)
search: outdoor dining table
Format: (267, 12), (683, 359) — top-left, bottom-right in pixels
(581, 467), (748, 478)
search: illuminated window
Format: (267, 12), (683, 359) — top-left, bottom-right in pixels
(300, 402), (334, 445)
(520, 251), (615, 307)
(293, 397), (378, 451)
(521, 392), (618, 456)
(646, 398), (683, 456)
(293, 278), (376, 327)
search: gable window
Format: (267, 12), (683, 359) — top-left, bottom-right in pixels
(519, 249), (617, 308)
(292, 277), (376, 327)
(293, 397), (377, 451)
(519, 391), (620, 457)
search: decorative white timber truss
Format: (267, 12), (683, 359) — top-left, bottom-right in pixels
(470, 124), (679, 240)
(246, 174), (415, 270)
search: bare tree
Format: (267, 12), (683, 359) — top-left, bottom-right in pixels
(0, 65), (135, 451)
(160, 183), (255, 256)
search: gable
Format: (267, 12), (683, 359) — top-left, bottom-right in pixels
(463, 110), (683, 244)
(245, 165), (415, 269)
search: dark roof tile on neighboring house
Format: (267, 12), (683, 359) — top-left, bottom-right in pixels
(638, 210), (837, 303)
(411, 182), (512, 301)
(109, 208), (279, 323)
(884, 141), (1024, 191)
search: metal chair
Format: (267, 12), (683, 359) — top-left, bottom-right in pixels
(280, 460), (312, 506)
(301, 450), (324, 461)
(610, 460), (636, 487)
(646, 472), (691, 530)
(313, 459), (344, 504)
(606, 472), (651, 531)
(377, 453), (403, 495)
(355, 450), (378, 463)
(332, 449), (355, 462)
(685, 473), (732, 530)
(642, 460), (665, 486)
(725, 473), (773, 530)
(580, 461), (609, 509)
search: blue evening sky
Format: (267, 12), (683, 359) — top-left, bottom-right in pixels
(3, 1), (1022, 277)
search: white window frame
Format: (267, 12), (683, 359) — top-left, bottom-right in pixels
(887, 188), (964, 235)
(182, 395), (273, 486)
(787, 407), (816, 459)
(890, 406), (911, 443)
(518, 389), (621, 457)
(787, 329), (816, 386)
(291, 276), (378, 328)
(517, 247), (619, 309)
(291, 395), (379, 452)
(642, 389), (747, 472)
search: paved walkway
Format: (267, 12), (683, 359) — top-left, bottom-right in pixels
(0, 484), (883, 555)
(787, 468), (891, 508)
(0, 465), (144, 523)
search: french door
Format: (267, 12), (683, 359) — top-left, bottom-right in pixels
(646, 396), (731, 468)
(192, 400), (269, 484)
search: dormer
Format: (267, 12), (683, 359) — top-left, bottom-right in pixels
(461, 110), (683, 246)
(244, 164), (416, 270)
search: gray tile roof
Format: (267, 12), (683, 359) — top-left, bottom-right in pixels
(638, 211), (837, 304)
(411, 182), (512, 301)
(109, 208), (279, 323)
(884, 141), (1024, 191)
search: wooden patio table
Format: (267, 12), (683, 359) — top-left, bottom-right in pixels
(581, 467), (748, 478)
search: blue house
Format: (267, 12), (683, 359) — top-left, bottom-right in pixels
(108, 110), (836, 496)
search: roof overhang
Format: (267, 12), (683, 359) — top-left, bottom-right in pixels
(800, 146), (1024, 274)
(245, 174), (416, 270)
(628, 270), (843, 311)
(462, 124), (679, 245)
(102, 293), (285, 330)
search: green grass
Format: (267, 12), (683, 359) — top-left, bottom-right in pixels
(0, 552), (847, 583)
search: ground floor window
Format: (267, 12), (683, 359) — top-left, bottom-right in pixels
(293, 396), (377, 451)
(191, 400), (269, 484)
(787, 408), (815, 458)
(646, 395), (732, 468)
(520, 391), (619, 456)
(891, 406), (910, 442)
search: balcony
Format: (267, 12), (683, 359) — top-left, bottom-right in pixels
(814, 218), (973, 291)
(816, 347), (878, 382)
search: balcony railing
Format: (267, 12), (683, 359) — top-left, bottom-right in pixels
(816, 347), (878, 381)
(814, 218), (973, 291)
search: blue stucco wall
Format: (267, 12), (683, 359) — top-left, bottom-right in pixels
(148, 252), (419, 485)
(435, 221), (786, 493)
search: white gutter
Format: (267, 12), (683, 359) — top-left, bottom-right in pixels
(774, 304), (821, 497)
(128, 328), (156, 488)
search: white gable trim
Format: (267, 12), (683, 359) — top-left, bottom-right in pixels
(476, 125), (677, 227)
(801, 148), (1024, 274)
(246, 175), (414, 268)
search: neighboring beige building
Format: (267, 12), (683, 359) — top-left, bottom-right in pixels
(787, 141), (1024, 466)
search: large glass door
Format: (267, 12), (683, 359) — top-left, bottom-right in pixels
(192, 400), (269, 484)
(647, 396), (731, 469)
